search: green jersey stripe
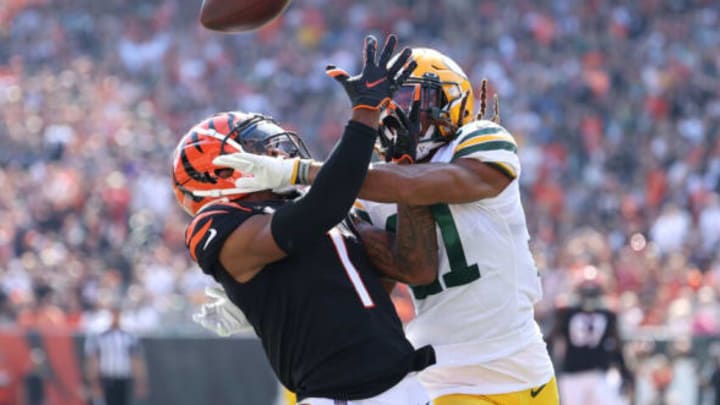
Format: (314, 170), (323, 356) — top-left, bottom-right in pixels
(458, 126), (509, 141)
(453, 141), (518, 159)
(484, 162), (517, 179)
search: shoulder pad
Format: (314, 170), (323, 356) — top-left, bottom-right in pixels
(185, 201), (258, 273)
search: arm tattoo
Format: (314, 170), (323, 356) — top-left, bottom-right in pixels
(356, 224), (399, 278)
(396, 204), (438, 281)
(356, 204), (438, 285)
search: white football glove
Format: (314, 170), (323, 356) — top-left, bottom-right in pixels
(192, 286), (254, 337)
(213, 153), (311, 194)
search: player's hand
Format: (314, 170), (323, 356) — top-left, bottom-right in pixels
(384, 86), (421, 164)
(192, 286), (254, 337)
(213, 153), (313, 192)
(326, 34), (417, 111)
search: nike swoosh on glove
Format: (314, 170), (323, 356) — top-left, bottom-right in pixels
(326, 34), (417, 111)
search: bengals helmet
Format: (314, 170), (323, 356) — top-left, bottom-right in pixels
(382, 48), (475, 160)
(172, 112), (310, 216)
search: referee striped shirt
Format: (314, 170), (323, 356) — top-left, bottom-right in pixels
(84, 328), (141, 378)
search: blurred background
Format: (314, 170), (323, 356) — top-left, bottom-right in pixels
(0, 0), (719, 404)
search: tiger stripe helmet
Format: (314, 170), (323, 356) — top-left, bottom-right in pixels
(172, 112), (310, 216)
(385, 48), (475, 160)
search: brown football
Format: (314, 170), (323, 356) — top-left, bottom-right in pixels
(199, 0), (292, 32)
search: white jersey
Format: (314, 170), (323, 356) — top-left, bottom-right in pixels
(357, 120), (554, 398)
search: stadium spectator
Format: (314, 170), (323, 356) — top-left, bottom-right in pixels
(16, 285), (66, 331)
(0, 353), (12, 405)
(650, 203), (692, 255)
(0, 290), (13, 326)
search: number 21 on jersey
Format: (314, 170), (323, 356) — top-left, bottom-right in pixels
(386, 204), (480, 300)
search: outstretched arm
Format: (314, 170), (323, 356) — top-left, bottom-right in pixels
(217, 110), (380, 282)
(304, 157), (512, 205)
(362, 158), (511, 204)
(208, 35), (416, 282)
(225, 91), (510, 205)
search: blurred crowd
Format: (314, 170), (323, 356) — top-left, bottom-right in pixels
(0, 0), (719, 381)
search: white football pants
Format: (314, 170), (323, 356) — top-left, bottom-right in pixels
(297, 374), (429, 405)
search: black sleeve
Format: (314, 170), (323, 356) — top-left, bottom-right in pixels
(271, 120), (376, 255)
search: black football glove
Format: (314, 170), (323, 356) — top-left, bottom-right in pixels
(326, 34), (417, 111)
(384, 86), (421, 164)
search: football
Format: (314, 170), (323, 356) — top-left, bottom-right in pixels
(199, 0), (292, 32)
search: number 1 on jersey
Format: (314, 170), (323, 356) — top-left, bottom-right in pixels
(431, 204), (480, 287)
(329, 229), (375, 308)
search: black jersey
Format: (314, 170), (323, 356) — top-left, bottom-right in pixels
(185, 200), (433, 401)
(557, 306), (620, 373)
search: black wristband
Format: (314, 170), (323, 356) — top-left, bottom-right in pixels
(271, 121), (376, 255)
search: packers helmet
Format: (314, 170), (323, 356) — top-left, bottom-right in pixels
(172, 112), (310, 216)
(384, 48), (475, 160)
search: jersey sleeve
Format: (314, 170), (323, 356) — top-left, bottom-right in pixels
(184, 201), (259, 278)
(451, 120), (521, 179)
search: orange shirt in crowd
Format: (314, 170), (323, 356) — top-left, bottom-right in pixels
(16, 306), (68, 330)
